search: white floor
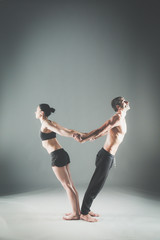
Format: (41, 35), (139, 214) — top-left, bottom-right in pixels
(0, 187), (160, 240)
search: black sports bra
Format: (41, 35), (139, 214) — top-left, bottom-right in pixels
(40, 131), (56, 141)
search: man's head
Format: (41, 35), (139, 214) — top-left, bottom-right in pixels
(111, 96), (130, 112)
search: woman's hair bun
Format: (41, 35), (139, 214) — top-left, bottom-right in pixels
(50, 107), (55, 113)
(39, 103), (55, 117)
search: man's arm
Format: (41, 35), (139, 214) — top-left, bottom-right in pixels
(89, 130), (107, 141)
(77, 115), (120, 143)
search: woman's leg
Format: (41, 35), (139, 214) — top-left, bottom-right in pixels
(52, 165), (80, 220)
(65, 165), (99, 218)
(65, 164), (99, 219)
(66, 164), (80, 215)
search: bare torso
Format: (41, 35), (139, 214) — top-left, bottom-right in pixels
(103, 117), (127, 155)
(41, 127), (62, 154)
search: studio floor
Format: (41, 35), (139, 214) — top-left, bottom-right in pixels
(0, 187), (159, 240)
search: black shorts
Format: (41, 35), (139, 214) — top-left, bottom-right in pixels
(50, 148), (70, 167)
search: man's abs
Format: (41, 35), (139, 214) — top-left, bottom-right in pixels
(103, 134), (124, 155)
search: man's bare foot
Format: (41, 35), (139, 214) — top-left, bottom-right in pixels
(89, 211), (100, 217)
(63, 214), (80, 220)
(80, 214), (98, 222)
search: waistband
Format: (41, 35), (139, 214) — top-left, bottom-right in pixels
(50, 148), (64, 156)
(101, 148), (115, 158)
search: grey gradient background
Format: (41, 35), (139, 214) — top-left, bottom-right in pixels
(0, 0), (159, 196)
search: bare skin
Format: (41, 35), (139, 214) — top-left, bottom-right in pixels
(74, 97), (130, 222)
(80, 214), (98, 222)
(53, 164), (80, 220)
(35, 106), (80, 220)
(65, 210), (99, 217)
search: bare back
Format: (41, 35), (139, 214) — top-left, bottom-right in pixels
(103, 117), (127, 155)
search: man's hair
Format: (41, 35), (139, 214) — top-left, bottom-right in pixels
(111, 96), (123, 112)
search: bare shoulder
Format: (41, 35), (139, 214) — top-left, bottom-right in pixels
(110, 114), (121, 126)
(101, 114), (119, 128)
(43, 119), (56, 127)
(113, 113), (121, 121)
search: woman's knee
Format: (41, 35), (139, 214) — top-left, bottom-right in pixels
(61, 181), (72, 190)
(73, 186), (78, 196)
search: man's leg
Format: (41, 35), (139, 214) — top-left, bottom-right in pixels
(81, 148), (113, 222)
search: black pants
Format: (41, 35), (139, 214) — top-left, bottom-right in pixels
(81, 148), (114, 215)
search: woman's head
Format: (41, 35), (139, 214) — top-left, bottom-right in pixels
(39, 104), (55, 117)
(35, 104), (55, 119)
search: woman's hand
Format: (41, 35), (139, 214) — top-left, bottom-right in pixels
(73, 133), (82, 142)
(73, 133), (88, 143)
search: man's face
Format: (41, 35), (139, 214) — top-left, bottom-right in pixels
(119, 97), (130, 111)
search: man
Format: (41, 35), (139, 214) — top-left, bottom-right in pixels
(74, 96), (130, 222)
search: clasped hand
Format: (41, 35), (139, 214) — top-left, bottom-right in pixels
(73, 133), (95, 143)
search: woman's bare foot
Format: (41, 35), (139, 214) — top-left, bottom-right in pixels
(63, 214), (80, 220)
(65, 211), (99, 218)
(88, 211), (100, 217)
(65, 212), (72, 216)
(80, 214), (98, 222)
(65, 212), (81, 216)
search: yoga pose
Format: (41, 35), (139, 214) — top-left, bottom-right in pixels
(35, 104), (80, 220)
(74, 96), (130, 222)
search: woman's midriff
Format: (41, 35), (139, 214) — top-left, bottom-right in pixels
(42, 138), (62, 154)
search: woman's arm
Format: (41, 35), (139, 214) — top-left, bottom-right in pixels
(43, 120), (79, 137)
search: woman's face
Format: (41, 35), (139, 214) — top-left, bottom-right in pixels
(35, 106), (42, 119)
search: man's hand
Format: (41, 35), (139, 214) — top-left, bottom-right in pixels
(73, 132), (96, 143)
(89, 137), (96, 141)
(73, 133), (87, 143)
(73, 133), (82, 142)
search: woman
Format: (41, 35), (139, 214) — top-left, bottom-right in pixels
(35, 103), (80, 220)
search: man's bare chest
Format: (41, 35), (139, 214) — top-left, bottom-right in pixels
(119, 119), (127, 134)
